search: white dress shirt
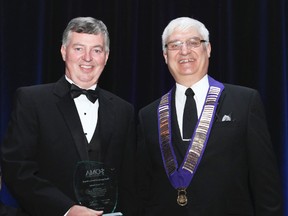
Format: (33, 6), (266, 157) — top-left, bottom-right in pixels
(175, 74), (209, 139)
(65, 76), (98, 143)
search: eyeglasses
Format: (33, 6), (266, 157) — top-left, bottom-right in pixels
(165, 37), (207, 51)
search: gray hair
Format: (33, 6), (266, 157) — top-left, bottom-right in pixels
(162, 17), (209, 52)
(62, 17), (110, 52)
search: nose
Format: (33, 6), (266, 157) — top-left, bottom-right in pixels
(82, 50), (92, 62)
(179, 42), (191, 55)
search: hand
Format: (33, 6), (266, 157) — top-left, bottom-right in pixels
(67, 205), (103, 216)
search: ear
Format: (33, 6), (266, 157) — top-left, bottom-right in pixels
(105, 51), (109, 65)
(163, 51), (168, 64)
(60, 45), (66, 61)
(206, 42), (211, 58)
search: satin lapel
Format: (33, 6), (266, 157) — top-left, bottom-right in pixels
(97, 89), (114, 158)
(54, 77), (89, 160)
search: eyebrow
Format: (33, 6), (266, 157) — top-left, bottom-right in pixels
(72, 43), (104, 48)
(167, 37), (201, 43)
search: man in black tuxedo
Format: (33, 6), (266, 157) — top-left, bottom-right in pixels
(1, 17), (136, 216)
(136, 17), (283, 215)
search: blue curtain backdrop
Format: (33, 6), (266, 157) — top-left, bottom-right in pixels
(0, 0), (287, 214)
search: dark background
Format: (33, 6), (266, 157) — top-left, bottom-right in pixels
(0, 0), (287, 214)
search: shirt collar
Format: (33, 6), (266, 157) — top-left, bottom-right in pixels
(175, 74), (209, 104)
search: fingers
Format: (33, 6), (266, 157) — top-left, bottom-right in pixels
(67, 205), (103, 216)
(89, 209), (103, 215)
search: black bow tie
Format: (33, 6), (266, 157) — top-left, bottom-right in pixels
(70, 84), (98, 103)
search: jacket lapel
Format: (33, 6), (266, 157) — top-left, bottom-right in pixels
(97, 89), (114, 159)
(54, 76), (89, 160)
(214, 88), (227, 122)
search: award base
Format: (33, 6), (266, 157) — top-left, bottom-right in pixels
(103, 212), (123, 216)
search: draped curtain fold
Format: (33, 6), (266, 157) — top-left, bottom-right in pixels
(0, 0), (287, 214)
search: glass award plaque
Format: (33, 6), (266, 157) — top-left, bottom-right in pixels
(74, 161), (122, 215)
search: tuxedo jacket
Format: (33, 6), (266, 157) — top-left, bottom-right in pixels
(136, 83), (283, 216)
(1, 76), (137, 216)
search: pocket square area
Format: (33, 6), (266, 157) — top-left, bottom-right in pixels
(221, 114), (232, 122)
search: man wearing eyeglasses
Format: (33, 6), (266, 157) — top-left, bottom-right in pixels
(136, 17), (283, 215)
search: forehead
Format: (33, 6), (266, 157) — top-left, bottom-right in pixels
(68, 32), (105, 46)
(167, 28), (201, 42)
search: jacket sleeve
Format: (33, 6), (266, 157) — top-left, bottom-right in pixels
(246, 90), (283, 215)
(1, 87), (75, 216)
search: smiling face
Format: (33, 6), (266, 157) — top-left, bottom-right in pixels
(61, 32), (109, 89)
(163, 28), (211, 87)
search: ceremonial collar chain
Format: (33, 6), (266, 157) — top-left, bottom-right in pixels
(157, 76), (224, 206)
